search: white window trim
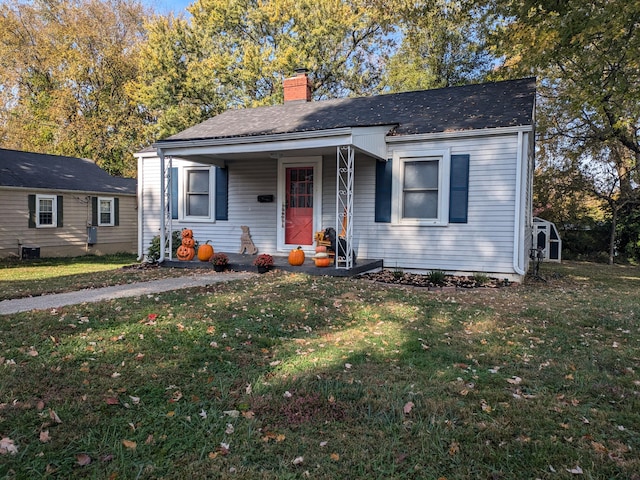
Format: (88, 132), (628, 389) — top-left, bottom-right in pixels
(98, 197), (115, 226)
(392, 148), (450, 226)
(36, 194), (57, 228)
(178, 165), (215, 222)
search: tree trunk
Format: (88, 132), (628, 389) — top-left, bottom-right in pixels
(609, 206), (618, 265)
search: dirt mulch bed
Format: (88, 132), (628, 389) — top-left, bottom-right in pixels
(359, 270), (512, 290)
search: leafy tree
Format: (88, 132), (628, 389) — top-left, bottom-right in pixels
(481, 0), (640, 263)
(386, 0), (494, 92)
(0, 0), (150, 176)
(131, 0), (395, 139)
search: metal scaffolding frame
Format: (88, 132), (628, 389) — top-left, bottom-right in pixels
(336, 146), (354, 269)
(159, 153), (173, 261)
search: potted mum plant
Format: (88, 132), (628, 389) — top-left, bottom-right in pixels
(210, 252), (229, 272)
(253, 253), (274, 273)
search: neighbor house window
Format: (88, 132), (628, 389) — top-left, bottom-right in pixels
(98, 197), (115, 226)
(185, 168), (210, 218)
(36, 194), (56, 227)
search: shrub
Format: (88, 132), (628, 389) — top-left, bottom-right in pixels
(146, 231), (183, 262)
(427, 269), (446, 286)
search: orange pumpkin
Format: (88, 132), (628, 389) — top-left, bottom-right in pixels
(176, 244), (195, 261)
(181, 237), (195, 248)
(315, 246), (327, 253)
(314, 257), (331, 267)
(198, 241), (214, 261)
(288, 246), (305, 266)
(182, 229), (193, 239)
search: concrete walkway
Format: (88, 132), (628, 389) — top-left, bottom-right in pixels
(0, 271), (255, 315)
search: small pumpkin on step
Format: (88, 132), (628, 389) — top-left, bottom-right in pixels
(288, 246), (305, 266)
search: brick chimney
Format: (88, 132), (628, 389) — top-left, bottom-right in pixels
(283, 69), (312, 103)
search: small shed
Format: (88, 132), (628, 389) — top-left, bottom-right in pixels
(533, 217), (562, 262)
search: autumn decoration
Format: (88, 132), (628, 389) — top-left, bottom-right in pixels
(313, 252), (331, 267)
(288, 246), (305, 266)
(253, 253), (274, 273)
(197, 240), (214, 261)
(176, 228), (196, 260)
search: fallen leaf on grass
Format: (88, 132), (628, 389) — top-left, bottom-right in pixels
(40, 430), (50, 443)
(292, 456), (304, 465)
(403, 401), (415, 414)
(506, 376), (522, 385)
(330, 453), (340, 461)
(122, 439), (137, 450)
(448, 441), (460, 456)
(566, 466), (583, 474)
(0, 437), (18, 455)
(49, 409), (62, 424)
(105, 397), (120, 405)
(76, 453), (92, 466)
(225, 423), (235, 434)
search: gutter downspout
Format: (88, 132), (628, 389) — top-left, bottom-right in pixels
(136, 155), (144, 261)
(158, 149), (166, 264)
(513, 131), (526, 276)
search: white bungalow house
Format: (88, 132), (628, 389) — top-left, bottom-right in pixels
(136, 74), (536, 280)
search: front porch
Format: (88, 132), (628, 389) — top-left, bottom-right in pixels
(162, 253), (383, 277)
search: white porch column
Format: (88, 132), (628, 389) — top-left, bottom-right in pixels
(336, 146), (354, 269)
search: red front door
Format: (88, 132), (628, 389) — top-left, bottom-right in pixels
(285, 166), (314, 245)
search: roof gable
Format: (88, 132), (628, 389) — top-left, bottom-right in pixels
(163, 78), (535, 143)
(0, 149), (136, 194)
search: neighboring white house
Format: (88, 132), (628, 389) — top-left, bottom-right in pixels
(136, 74), (536, 280)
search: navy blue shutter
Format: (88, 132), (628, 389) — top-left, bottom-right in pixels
(28, 194), (36, 228)
(449, 154), (470, 223)
(56, 195), (63, 227)
(171, 167), (178, 219)
(375, 160), (392, 223)
(215, 167), (228, 221)
(91, 196), (98, 225)
(114, 198), (119, 226)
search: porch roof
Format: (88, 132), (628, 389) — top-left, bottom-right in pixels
(152, 125), (392, 165)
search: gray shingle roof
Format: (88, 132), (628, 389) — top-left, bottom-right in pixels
(162, 78), (535, 142)
(0, 149), (136, 194)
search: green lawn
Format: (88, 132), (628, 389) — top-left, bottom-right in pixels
(1, 261), (638, 479)
(0, 254), (200, 301)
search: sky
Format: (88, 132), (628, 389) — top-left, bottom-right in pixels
(143, 0), (193, 16)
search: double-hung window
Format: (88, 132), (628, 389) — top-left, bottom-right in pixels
(169, 165), (228, 221)
(402, 158), (440, 220)
(394, 149), (450, 225)
(185, 168), (210, 218)
(36, 194), (57, 227)
(98, 197), (115, 226)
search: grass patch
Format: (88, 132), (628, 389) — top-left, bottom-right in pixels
(0, 254), (200, 301)
(1, 262), (639, 479)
